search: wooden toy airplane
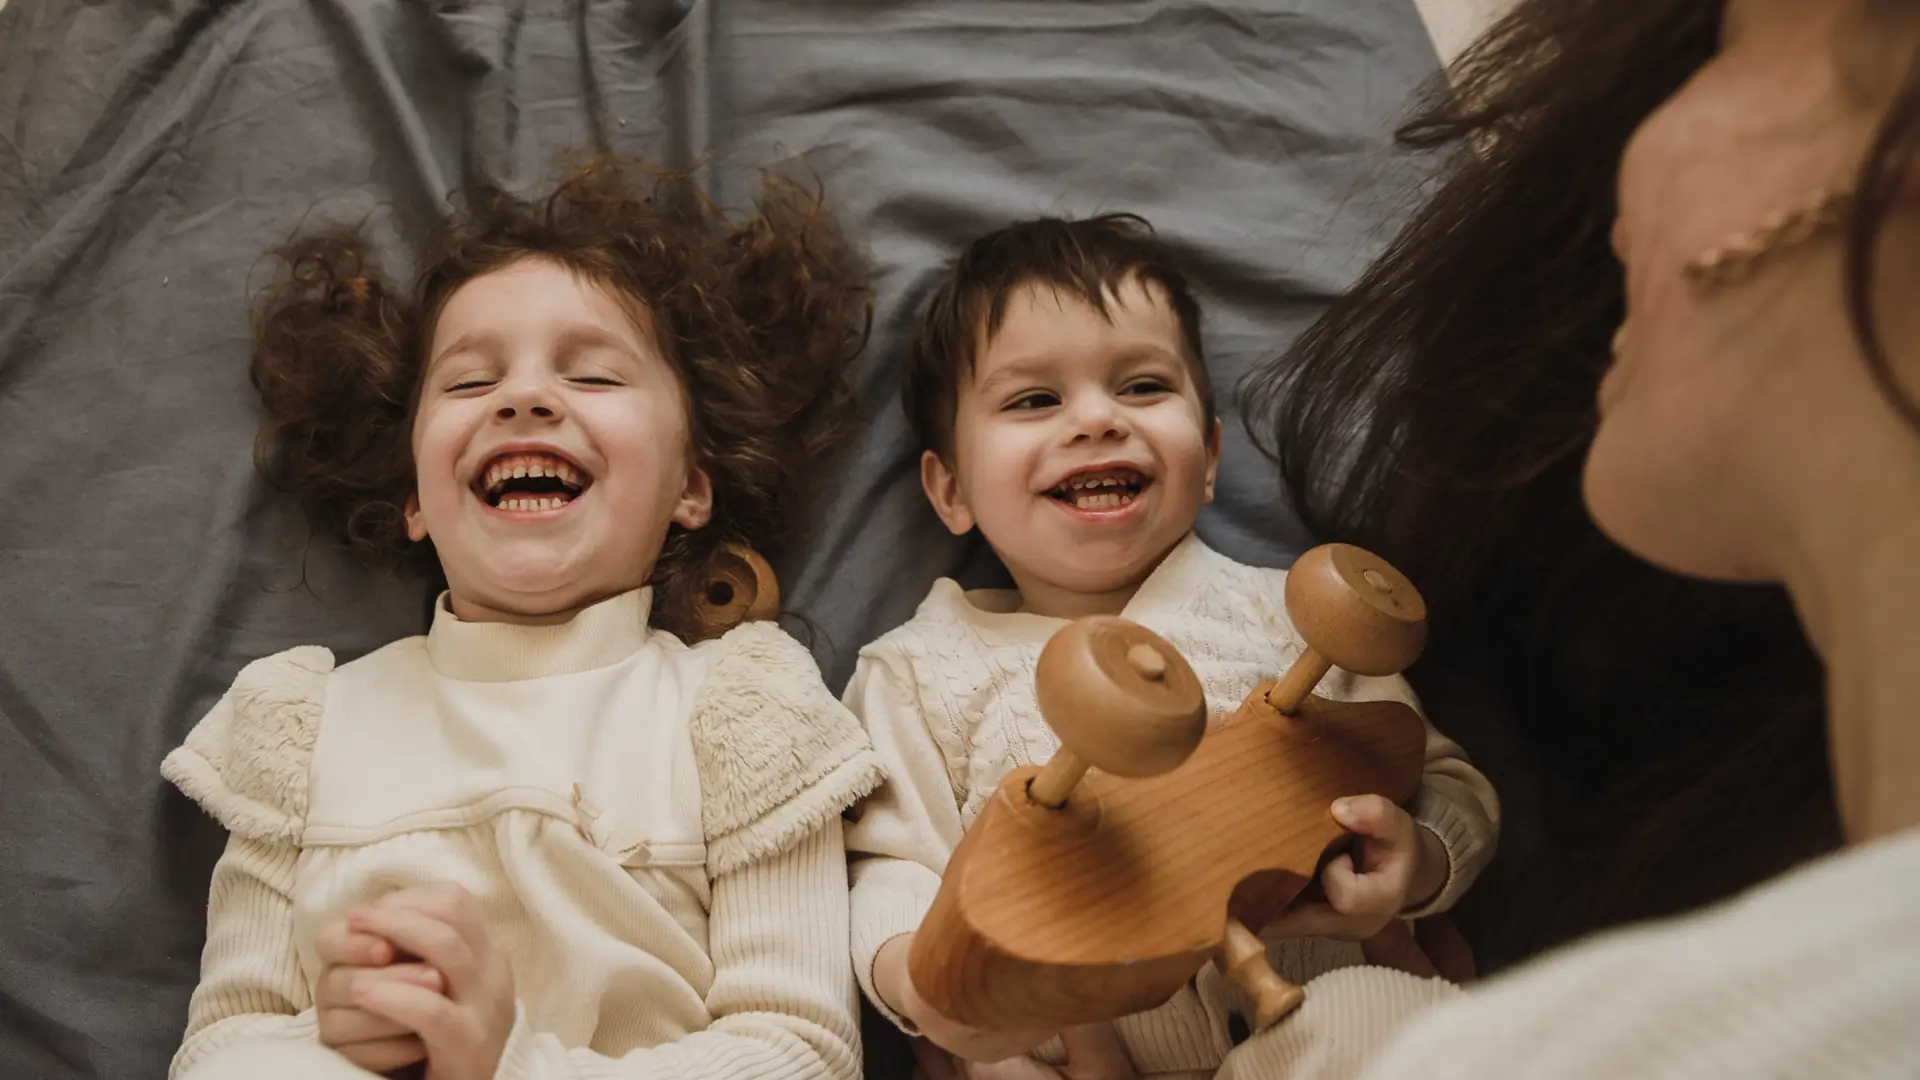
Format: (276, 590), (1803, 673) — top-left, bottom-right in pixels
(906, 544), (1433, 1034)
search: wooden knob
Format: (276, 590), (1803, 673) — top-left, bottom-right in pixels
(1283, 545), (1427, 677)
(1027, 617), (1206, 807)
(687, 543), (779, 639)
(1220, 918), (1305, 1029)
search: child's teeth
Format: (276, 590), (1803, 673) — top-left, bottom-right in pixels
(1070, 490), (1135, 510)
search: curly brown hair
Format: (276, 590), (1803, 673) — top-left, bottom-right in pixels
(249, 156), (873, 641)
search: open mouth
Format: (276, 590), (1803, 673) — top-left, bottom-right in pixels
(473, 451), (591, 512)
(1046, 467), (1150, 511)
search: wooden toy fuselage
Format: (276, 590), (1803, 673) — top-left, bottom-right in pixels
(907, 682), (1428, 1031)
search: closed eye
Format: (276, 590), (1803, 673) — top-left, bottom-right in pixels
(1004, 391), (1060, 411)
(446, 379), (495, 392)
(570, 377), (623, 387)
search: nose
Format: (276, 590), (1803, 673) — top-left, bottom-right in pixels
(1066, 392), (1131, 444)
(493, 372), (563, 423)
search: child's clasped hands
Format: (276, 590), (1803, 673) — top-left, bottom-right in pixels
(313, 884), (515, 1080)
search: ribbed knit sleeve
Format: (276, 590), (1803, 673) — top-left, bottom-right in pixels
(169, 836), (320, 1078)
(839, 650), (959, 1032)
(1402, 714), (1499, 917)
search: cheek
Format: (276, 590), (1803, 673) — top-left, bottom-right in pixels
(409, 414), (464, 507)
(1143, 410), (1211, 478)
(959, 419), (1041, 497)
(601, 403), (697, 504)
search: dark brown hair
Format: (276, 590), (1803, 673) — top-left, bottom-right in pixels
(1245, 0), (1879, 969)
(250, 156), (872, 641)
(905, 213), (1214, 460)
(1849, 0), (1920, 431)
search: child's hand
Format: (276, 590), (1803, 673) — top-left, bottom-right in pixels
(1056, 1022), (1137, 1080)
(346, 884), (517, 1080)
(876, 934), (1054, 1062)
(912, 1033), (1136, 1080)
(1262, 795), (1449, 941)
(314, 917), (443, 1074)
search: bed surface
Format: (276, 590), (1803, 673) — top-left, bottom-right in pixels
(0, 2), (1439, 1074)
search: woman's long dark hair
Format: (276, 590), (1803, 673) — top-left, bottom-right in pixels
(1247, 0), (1852, 969)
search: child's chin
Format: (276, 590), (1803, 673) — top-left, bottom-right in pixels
(479, 557), (592, 600)
(1034, 552), (1154, 594)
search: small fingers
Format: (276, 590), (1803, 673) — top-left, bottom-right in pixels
(318, 964), (445, 1050)
(353, 977), (458, 1045)
(963, 1057), (1065, 1080)
(1058, 1022), (1138, 1080)
(317, 962), (444, 1010)
(319, 1004), (416, 1048)
(1257, 900), (1348, 940)
(949, 1030), (1055, 1065)
(314, 920), (395, 968)
(1322, 855), (1400, 921)
(351, 907), (477, 994)
(376, 883), (483, 932)
(331, 1035), (427, 1075)
(1330, 794), (1396, 835)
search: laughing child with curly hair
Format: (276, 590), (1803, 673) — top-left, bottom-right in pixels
(163, 158), (881, 1080)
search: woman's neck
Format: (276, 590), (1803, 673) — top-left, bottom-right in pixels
(1786, 494), (1920, 845)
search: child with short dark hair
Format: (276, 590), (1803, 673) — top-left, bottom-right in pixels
(845, 214), (1500, 1078)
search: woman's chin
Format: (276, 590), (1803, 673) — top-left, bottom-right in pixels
(1582, 451), (1768, 585)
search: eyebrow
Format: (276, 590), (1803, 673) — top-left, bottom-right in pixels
(554, 324), (645, 361)
(974, 357), (1053, 398)
(975, 343), (1186, 395)
(427, 324), (645, 372)
(428, 330), (498, 372)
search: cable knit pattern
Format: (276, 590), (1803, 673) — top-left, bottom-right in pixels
(845, 533), (1500, 1077)
(1215, 828), (1920, 1080)
(165, 588), (866, 1080)
(692, 621), (885, 875)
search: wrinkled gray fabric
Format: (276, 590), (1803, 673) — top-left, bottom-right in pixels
(0, 2), (1437, 1076)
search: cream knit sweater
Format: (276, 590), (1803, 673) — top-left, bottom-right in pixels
(1214, 826), (1920, 1079)
(162, 588), (883, 1080)
(843, 532), (1500, 1077)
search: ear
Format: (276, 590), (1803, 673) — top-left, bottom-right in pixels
(672, 463), (715, 530)
(1202, 417), (1222, 504)
(404, 492), (429, 542)
(920, 450), (975, 536)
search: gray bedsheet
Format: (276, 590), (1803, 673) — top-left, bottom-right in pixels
(0, 2), (1438, 1076)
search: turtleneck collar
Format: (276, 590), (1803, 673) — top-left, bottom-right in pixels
(424, 587), (654, 682)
